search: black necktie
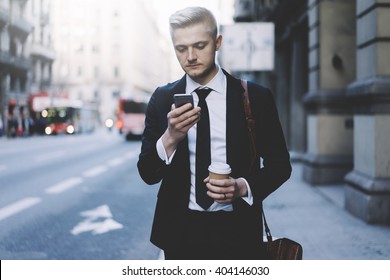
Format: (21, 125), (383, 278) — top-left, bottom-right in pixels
(195, 87), (213, 210)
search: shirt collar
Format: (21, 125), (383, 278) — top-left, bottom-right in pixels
(186, 65), (226, 95)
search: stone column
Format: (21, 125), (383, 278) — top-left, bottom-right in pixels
(303, 0), (356, 184)
(345, 0), (390, 225)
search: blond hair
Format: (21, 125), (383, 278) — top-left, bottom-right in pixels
(169, 6), (218, 39)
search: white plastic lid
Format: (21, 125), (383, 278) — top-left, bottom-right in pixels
(208, 162), (231, 174)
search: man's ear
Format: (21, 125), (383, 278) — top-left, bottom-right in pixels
(215, 35), (222, 51)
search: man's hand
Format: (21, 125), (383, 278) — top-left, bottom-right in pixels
(162, 103), (200, 157)
(205, 177), (248, 204)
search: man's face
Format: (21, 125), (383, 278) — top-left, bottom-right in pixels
(172, 22), (222, 85)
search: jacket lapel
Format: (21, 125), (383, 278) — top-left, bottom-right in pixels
(170, 75), (187, 95)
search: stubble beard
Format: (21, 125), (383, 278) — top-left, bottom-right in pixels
(186, 62), (217, 84)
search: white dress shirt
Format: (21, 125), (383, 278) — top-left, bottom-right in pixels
(157, 66), (253, 211)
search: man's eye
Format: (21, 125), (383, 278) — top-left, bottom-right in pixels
(176, 47), (186, 53)
(195, 44), (206, 49)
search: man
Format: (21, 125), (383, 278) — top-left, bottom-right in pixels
(137, 6), (291, 260)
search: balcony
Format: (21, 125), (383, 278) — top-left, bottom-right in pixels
(0, 7), (9, 28)
(9, 17), (32, 39)
(0, 52), (31, 71)
(30, 43), (56, 62)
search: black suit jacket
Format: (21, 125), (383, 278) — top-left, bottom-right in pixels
(137, 70), (291, 251)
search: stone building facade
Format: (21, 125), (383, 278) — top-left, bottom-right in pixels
(0, 0), (32, 137)
(0, 0), (54, 137)
(230, 0), (390, 225)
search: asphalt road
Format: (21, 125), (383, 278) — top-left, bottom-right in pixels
(0, 129), (159, 260)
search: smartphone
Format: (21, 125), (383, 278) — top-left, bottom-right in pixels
(174, 93), (194, 108)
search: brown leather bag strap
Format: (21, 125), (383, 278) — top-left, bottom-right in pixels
(241, 79), (258, 171)
(241, 79), (273, 241)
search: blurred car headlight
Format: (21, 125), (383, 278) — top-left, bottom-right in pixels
(105, 118), (114, 128)
(45, 127), (52, 135)
(66, 125), (75, 134)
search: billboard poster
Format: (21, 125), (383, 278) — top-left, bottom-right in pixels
(220, 22), (275, 71)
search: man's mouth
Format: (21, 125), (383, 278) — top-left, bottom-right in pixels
(187, 64), (200, 68)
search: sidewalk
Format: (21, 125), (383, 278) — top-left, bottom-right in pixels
(263, 162), (390, 260)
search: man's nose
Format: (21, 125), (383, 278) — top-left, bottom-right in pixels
(187, 48), (197, 62)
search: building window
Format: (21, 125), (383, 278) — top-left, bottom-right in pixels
(32, 61), (37, 82)
(94, 66), (99, 78)
(10, 75), (19, 92)
(10, 38), (17, 56)
(20, 76), (26, 92)
(114, 66), (119, 78)
(75, 43), (84, 52)
(92, 45), (99, 53)
(77, 66), (83, 76)
(112, 91), (120, 98)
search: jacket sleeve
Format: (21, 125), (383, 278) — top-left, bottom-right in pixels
(245, 86), (292, 202)
(137, 89), (169, 185)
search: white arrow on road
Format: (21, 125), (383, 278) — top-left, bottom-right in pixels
(71, 205), (123, 235)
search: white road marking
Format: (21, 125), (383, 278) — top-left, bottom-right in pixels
(82, 165), (108, 178)
(71, 204), (123, 235)
(45, 177), (84, 194)
(0, 197), (42, 221)
(107, 157), (125, 167)
(71, 218), (123, 235)
(80, 204), (112, 219)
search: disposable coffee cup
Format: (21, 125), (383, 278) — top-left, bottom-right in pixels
(208, 162), (231, 180)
